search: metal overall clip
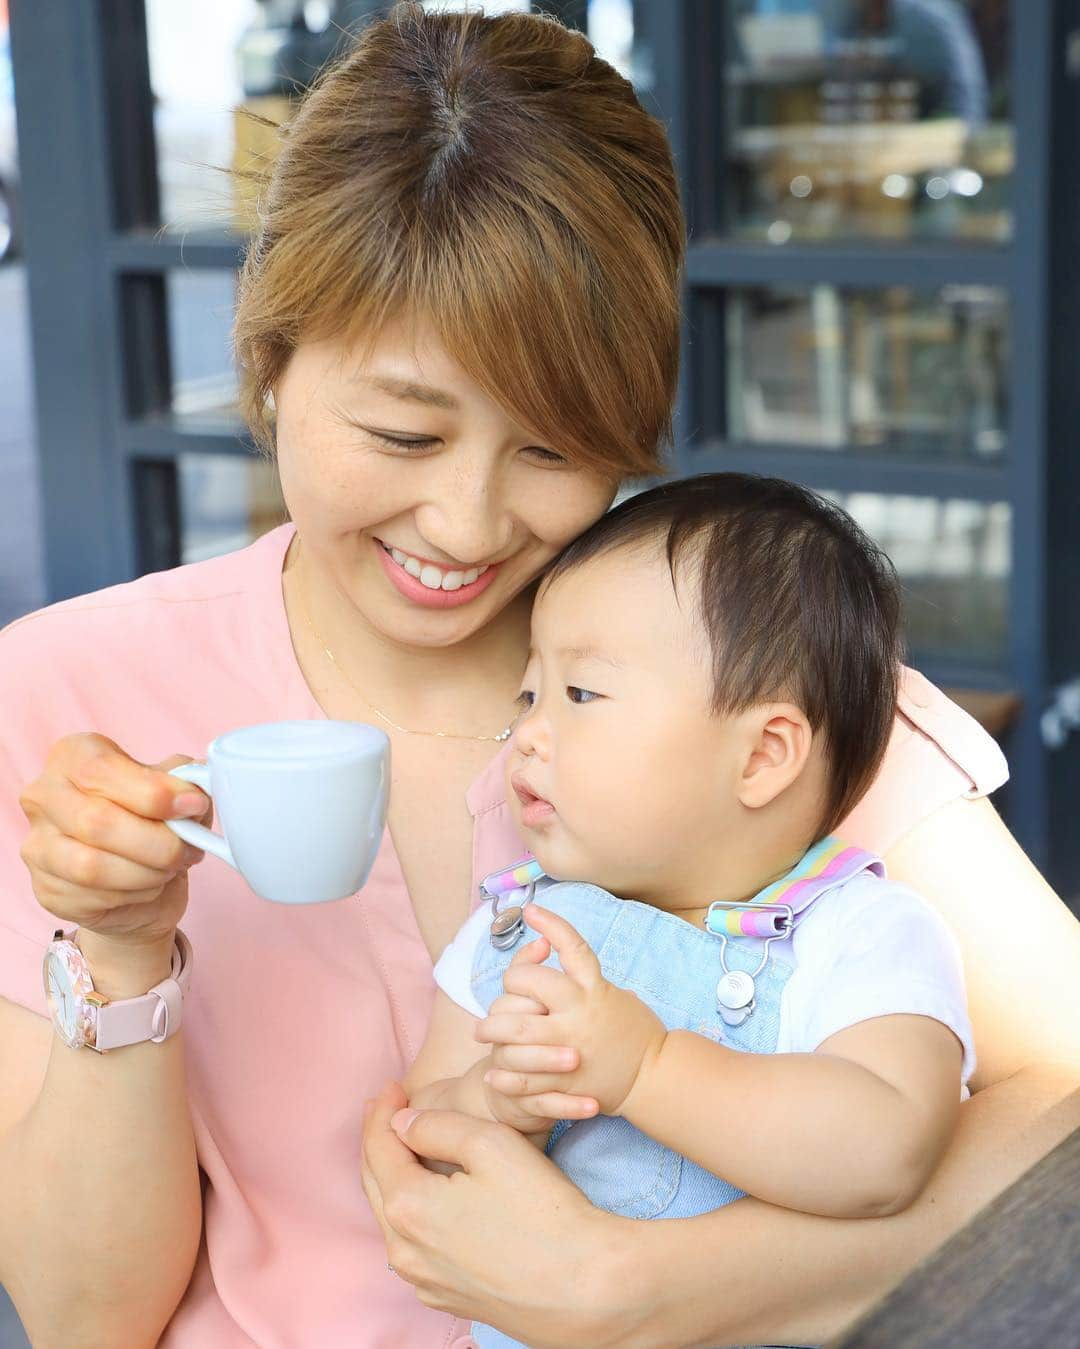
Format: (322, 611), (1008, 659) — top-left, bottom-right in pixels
(704, 900), (793, 1027)
(480, 856), (546, 950)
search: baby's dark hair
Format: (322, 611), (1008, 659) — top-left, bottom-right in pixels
(546, 473), (904, 836)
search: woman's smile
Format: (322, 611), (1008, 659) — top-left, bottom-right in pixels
(374, 537), (502, 609)
(376, 537), (492, 588)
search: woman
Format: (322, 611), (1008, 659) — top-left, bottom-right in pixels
(0, 6), (1076, 1347)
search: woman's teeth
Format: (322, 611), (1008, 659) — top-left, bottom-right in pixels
(386, 544), (489, 591)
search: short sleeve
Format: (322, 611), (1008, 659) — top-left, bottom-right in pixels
(837, 667), (1009, 857)
(433, 906), (490, 1017)
(779, 875), (976, 1086)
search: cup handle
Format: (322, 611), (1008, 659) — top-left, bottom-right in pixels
(164, 763), (237, 870)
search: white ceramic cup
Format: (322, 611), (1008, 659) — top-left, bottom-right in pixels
(164, 720), (390, 904)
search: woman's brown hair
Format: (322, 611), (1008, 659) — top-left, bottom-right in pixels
(232, 1), (684, 478)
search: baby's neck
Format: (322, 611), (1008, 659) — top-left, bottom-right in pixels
(626, 820), (822, 930)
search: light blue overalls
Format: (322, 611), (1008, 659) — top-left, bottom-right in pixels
(466, 838), (882, 1349)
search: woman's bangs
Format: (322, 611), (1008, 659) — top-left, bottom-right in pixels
(406, 222), (661, 480)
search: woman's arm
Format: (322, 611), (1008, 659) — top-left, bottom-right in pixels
(0, 934), (202, 1349)
(368, 1067), (1079, 1348)
(886, 796), (1080, 1087)
(364, 794), (1080, 1348)
(612, 1062), (1080, 1348)
(0, 738), (217, 1347)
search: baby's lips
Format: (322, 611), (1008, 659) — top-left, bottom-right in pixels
(509, 771), (550, 808)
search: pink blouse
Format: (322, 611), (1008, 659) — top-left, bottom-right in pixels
(0, 525), (1008, 1347)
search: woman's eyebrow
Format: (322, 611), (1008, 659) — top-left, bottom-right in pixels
(351, 374), (460, 411)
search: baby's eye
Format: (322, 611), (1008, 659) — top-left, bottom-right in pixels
(567, 686), (600, 704)
(514, 690), (536, 710)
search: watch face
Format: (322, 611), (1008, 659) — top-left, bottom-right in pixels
(42, 942), (96, 1049)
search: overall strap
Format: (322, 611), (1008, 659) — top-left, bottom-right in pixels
(479, 855), (545, 899)
(705, 837), (884, 939)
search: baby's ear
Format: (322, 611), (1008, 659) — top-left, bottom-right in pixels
(736, 703), (813, 810)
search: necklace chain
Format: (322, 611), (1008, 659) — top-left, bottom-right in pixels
(294, 545), (516, 744)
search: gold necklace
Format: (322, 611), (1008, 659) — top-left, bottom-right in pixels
(294, 545), (516, 744)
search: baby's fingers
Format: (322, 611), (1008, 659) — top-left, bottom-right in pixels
(509, 934), (551, 967)
(488, 991), (547, 1018)
(484, 1066), (563, 1097)
(474, 1012), (566, 1047)
(490, 1043), (579, 1074)
(518, 1091), (599, 1122)
(523, 906), (602, 989)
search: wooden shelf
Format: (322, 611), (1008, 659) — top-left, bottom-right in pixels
(944, 688), (1022, 738)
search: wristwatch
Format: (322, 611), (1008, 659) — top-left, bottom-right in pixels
(42, 929), (193, 1052)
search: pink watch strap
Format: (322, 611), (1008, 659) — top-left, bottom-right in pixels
(85, 930), (193, 1052)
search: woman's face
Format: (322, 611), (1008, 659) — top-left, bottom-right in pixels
(274, 314), (619, 648)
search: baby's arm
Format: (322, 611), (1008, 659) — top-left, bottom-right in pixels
(480, 902), (966, 1218)
(622, 1014), (962, 1218)
(402, 987), (500, 1122)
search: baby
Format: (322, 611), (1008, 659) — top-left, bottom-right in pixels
(403, 473), (973, 1349)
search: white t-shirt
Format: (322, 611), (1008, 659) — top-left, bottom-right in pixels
(434, 872), (976, 1086)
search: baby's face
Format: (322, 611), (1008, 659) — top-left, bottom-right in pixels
(508, 543), (746, 909)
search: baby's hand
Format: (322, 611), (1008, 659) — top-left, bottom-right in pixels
(476, 906), (667, 1118)
(479, 938), (598, 1136)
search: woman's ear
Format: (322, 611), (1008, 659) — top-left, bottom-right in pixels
(735, 703), (813, 811)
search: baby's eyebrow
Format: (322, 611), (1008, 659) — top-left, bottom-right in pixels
(559, 645), (625, 671)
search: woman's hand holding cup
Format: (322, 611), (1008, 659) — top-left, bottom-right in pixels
(20, 721), (390, 994)
(18, 733), (210, 995)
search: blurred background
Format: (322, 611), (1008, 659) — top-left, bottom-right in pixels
(1, 1), (1079, 1339)
(6, 2), (1080, 842)
(6, 0), (1080, 850)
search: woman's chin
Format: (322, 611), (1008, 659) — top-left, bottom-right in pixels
(366, 593), (514, 650)
(381, 578), (537, 647)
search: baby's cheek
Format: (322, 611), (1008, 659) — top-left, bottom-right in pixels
(613, 808), (694, 886)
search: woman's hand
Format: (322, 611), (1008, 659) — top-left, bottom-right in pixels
(18, 733), (211, 982)
(361, 1082), (647, 1349)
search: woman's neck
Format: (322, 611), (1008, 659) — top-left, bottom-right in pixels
(284, 534), (532, 736)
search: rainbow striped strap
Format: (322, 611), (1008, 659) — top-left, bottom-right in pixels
(705, 837), (884, 940)
(479, 855), (546, 899)
(478, 838), (883, 937)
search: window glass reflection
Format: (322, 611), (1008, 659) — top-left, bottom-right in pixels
(818, 491), (1009, 663)
(588, 0), (649, 88)
(722, 283), (1008, 458)
(166, 269), (239, 414)
(145, 0), (259, 234)
(179, 453), (287, 564)
(725, 1), (1011, 243)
